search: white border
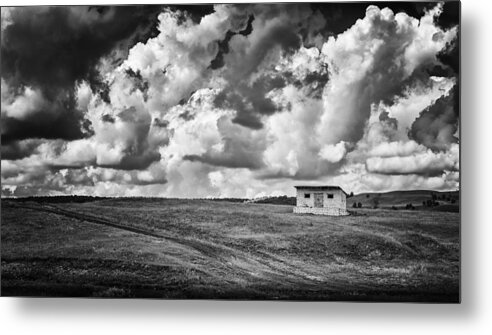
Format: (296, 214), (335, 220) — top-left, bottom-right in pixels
(2, 1), (491, 334)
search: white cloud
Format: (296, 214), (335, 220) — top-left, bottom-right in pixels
(122, 5), (241, 113)
(1, 84), (49, 120)
(317, 4), (457, 148)
(366, 143), (459, 176)
(367, 141), (424, 158)
(319, 141), (348, 163)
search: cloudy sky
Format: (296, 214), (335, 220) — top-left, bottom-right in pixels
(1, 2), (459, 198)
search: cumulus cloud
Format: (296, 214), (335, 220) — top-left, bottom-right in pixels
(319, 141), (348, 163)
(261, 84), (333, 179)
(317, 4), (457, 147)
(1, 3), (460, 197)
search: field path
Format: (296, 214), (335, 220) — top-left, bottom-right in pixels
(12, 203), (166, 238)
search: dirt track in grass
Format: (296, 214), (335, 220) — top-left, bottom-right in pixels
(1, 198), (460, 301)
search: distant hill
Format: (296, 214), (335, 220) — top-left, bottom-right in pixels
(244, 190), (459, 213)
(348, 190), (459, 212)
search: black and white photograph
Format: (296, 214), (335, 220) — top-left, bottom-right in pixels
(1, 1), (460, 302)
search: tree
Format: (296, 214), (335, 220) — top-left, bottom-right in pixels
(357, 202), (362, 208)
(352, 202), (357, 208)
(371, 197), (380, 209)
(349, 192), (354, 198)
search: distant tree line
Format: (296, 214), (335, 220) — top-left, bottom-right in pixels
(208, 198), (247, 203)
(254, 196), (296, 206)
(3, 195), (110, 203)
(422, 193), (457, 207)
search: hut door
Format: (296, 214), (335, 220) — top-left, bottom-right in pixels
(314, 193), (324, 208)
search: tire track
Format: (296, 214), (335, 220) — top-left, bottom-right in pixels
(16, 203), (166, 239)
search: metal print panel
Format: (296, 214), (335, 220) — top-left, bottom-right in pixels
(0, 2), (460, 302)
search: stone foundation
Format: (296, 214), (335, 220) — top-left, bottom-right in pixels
(293, 206), (349, 216)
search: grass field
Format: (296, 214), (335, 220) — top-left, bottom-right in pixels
(0, 198), (460, 301)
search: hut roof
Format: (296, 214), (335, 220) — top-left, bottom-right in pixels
(294, 185), (348, 195)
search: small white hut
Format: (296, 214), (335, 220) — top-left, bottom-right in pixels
(293, 185), (349, 216)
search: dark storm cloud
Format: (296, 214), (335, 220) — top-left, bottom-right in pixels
(214, 75), (286, 129)
(209, 15), (255, 70)
(98, 151), (161, 171)
(0, 139), (41, 160)
(1, 5), (163, 144)
(409, 85), (459, 151)
(1, 98), (94, 144)
(2, 6), (163, 92)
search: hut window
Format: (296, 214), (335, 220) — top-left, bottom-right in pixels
(327, 193), (334, 199)
(304, 193), (310, 198)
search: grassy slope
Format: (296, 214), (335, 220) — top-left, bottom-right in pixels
(1, 199), (460, 301)
(348, 190), (459, 209)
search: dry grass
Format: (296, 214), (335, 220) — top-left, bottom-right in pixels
(1, 199), (459, 301)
